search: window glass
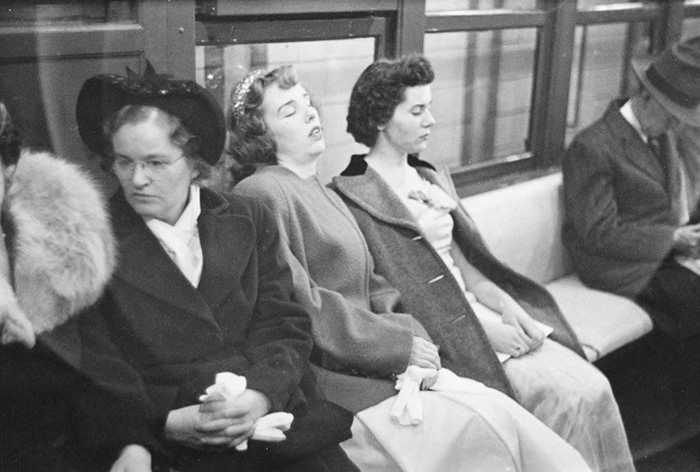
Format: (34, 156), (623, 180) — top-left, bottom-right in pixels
(423, 28), (536, 170)
(681, 17), (700, 40)
(426, 0), (536, 13)
(0, 1), (136, 25)
(196, 38), (375, 183)
(566, 22), (651, 144)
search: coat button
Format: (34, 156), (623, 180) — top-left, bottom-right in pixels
(427, 274), (445, 284)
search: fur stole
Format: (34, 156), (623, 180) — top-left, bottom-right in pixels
(0, 150), (115, 344)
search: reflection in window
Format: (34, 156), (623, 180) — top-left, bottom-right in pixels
(424, 29), (536, 170)
(566, 23), (651, 144)
(196, 38), (375, 183)
(682, 18), (700, 40)
(0, 1), (136, 25)
(426, 0), (536, 13)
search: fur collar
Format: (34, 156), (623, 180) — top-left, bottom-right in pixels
(2, 150), (115, 337)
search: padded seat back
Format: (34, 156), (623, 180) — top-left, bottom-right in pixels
(461, 172), (571, 285)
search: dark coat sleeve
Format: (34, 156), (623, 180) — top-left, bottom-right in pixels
(237, 198), (315, 412)
(73, 306), (164, 453)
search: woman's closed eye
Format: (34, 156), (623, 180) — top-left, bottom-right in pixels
(280, 103), (296, 118)
(411, 104), (431, 116)
(280, 95), (313, 118)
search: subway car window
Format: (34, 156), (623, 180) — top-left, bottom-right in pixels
(683, 17), (700, 39)
(565, 22), (651, 144)
(423, 28), (536, 171)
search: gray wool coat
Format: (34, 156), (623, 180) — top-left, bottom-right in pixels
(332, 155), (585, 398)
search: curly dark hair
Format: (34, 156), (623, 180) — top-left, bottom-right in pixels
(346, 55), (434, 148)
(226, 65), (298, 183)
(0, 102), (21, 167)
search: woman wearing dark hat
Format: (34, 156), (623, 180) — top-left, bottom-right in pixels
(562, 35), (700, 341)
(0, 101), (159, 471)
(75, 65), (357, 472)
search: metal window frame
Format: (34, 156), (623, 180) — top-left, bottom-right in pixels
(194, 0), (421, 58)
(196, 15), (392, 58)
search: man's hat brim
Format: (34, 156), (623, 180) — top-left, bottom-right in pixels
(76, 74), (226, 165)
(632, 57), (700, 127)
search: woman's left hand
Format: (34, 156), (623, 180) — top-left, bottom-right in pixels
(501, 301), (545, 352)
(165, 403), (252, 450)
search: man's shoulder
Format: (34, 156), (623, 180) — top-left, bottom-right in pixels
(577, 105), (621, 140)
(566, 104), (628, 158)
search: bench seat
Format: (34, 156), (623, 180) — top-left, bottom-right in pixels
(546, 275), (652, 361)
(461, 172), (653, 362)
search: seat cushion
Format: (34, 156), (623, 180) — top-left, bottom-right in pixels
(546, 275), (653, 361)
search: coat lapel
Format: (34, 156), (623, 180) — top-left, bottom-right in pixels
(110, 192), (216, 328)
(332, 165), (422, 234)
(604, 103), (666, 185)
(416, 166), (490, 252)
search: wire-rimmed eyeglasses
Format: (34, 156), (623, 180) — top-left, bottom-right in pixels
(112, 154), (185, 179)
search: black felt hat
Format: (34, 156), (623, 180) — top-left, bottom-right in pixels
(76, 62), (225, 165)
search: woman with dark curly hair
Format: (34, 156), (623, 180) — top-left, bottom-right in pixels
(228, 64), (593, 472)
(332, 54), (635, 472)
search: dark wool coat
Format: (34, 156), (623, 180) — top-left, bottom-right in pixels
(332, 155), (585, 399)
(562, 99), (696, 297)
(78, 188), (354, 471)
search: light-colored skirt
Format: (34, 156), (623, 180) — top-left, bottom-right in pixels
(341, 385), (591, 472)
(503, 338), (636, 472)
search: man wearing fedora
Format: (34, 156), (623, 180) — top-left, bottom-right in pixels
(562, 35), (700, 342)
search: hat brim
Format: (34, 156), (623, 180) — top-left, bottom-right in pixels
(632, 57), (700, 127)
(76, 75), (225, 165)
